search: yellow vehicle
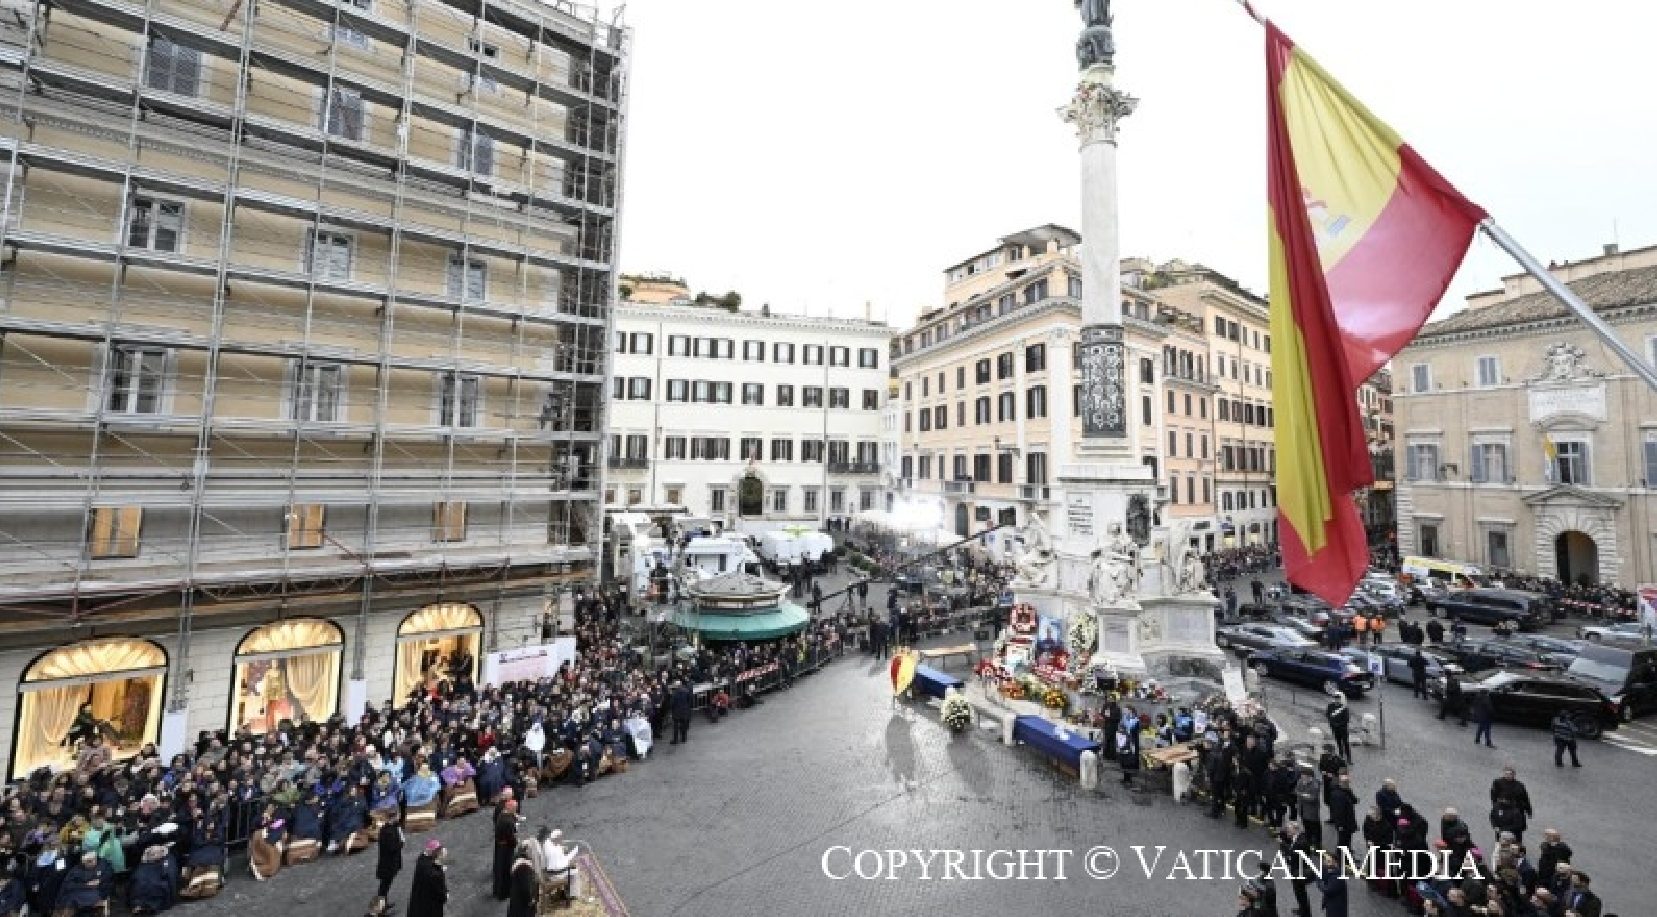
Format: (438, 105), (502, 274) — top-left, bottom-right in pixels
(1399, 556), (1491, 602)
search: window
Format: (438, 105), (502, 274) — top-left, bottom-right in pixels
(997, 352), (1014, 379)
(975, 396), (991, 424)
(862, 389), (880, 410)
(305, 229), (353, 280)
(802, 440), (824, 462)
(1199, 398), (1207, 420)
(742, 383), (765, 406)
(1476, 356), (1501, 387)
(774, 342), (795, 364)
(88, 506), (142, 558)
(1023, 279), (1048, 303)
(1411, 363), (1432, 393)
(1167, 390), (1176, 414)
(1140, 357), (1154, 384)
(933, 405), (948, 430)
(1168, 477), (1180, 504)
(998, 392), (1016, 422)
(433, 501), (468, 542)
(107, 346), (167, 415)
(1141, 395), (1151, 426)
(829, 346), (850, 367)
(666, 380), (689, 402)
(860, 490), (875, 511)
(458, 128), (495, 175)
(918, 410), (932, 432)
(828, 489), (845, 513)
(710, 487), (726, 512)
(1184, 394), (1193, 417)
(918, 455), (932, 479)
(1187, 476), (1196, 504)
(1026, 385), (1047, 419)
(1406, 442), (1441, 481)
(1168, 430), (1178, 456)
(858, 348), (879, 368)
(438, 373), (481, 427)
(668, 335), (692, 357)
(829, 388), (849, 409)
(904, 382), (913, 400)
(803, 488), (820, 513)
(701, 338), (735, 359)
(611, 377), (625, 400)
(803, 387), (824, 408)
(664, 436), (686, 459)
(770, 489), (789, 513)
(1026, 452), (1047, 485)
(998, 452), (1014, 484)
(771, 438), (794, 461)
(664, 486), (683, 505)
(1025, 343), (1047, 373)
(1554, 440), (1590, 485)
(691, 437), (730, 460)
(145, 37), (201, 95)
(956, 401), (965, 427)
(956, 367), (966, 389)
(1645, 437), (1657, 484)
(1487, 529), (1511, 569)
(777, 384), (795, 407)
(1470, 442), (1508, 483)
(1218, 399), (1230, 422)
(998, 293), (1016, 314)
(465, 39), (499, 92)
(1418, 523), (1440, 558)
(322, 87), (365, 141)
(975, 359), (991, 384)
(330, 0), (372, 48)
(973, 454), (992, 482)
(803, 345), (824, 365)
(741, 438), (764, 461)
(291, 361), (343, 421)
(743, 340), (766, 361)
(287, 504), (325, 549)
(921, 378), (929, 397)
(952, 455), (969, 480)
(628, 333), (653, 355)
(628, 377), (651, 400)
(1203, 477), (1212, 503)
(125, 197), (184, 252)
(444, 253), (487, 300)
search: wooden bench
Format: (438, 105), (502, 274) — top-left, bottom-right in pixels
(919, 643), (978, 670)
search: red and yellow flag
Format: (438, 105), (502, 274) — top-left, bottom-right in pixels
(1265, 22), (1485, 604)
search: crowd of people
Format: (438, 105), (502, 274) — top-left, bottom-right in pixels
(0, 590), (848, 917)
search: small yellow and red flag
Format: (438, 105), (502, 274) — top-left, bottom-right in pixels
(1263, 20), (1486, 604)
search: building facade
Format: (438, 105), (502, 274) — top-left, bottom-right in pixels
(605, 300), (891, 528)
(1134, 262), (1276, 549)
(1357, 369), (1397, 536)
(1394, 243), (1657, 585)
(0, 0), (626, 777)
(891, 228), (1227, 545)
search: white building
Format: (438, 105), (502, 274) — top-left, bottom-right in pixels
(606, 301), (892, 530)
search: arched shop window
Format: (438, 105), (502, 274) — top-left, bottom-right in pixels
(394, 604), (484, 703)
(230, 619), (343, 733)
(12, 637), (167, 780)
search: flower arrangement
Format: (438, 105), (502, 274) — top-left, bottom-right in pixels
(999, 679), (1026, 701)
(1042, 687), (1068, 712)
(940, 691), (974, 733)
(1066, 614), (1097, 670)
(1009, 603), (1038, 634)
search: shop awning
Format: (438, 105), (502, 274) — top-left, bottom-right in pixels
(671, 602), (810, 642)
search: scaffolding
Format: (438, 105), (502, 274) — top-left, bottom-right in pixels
(0, 0), (628, 675)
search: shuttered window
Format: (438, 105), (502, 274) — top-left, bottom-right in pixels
(145, 38), (201, 95)
(287, 504), (325, 549)
(433, 501), (468, 542)
(89, 507), (143, 559)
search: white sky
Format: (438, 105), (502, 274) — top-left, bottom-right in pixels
(612, 0), (1657, 330)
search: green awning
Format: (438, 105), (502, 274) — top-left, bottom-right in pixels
(672, 602), (810, 641)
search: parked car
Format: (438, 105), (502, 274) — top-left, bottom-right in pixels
(1459, 670), (1620, 739)
(1360, 578), (1407, 605)
(1276, 597), (1334, 628)
(1247, 647), (1374, 696)
(1427, 589), (1549, 630)
(1346, 592), (1404, 619)
(1266, 613), (1325, 643)
(1441, 639), (1565, 675)
(1564, 640), (1657, 721)
(1217, 623), (1317, 655)
(1576, 620), (1654, 643)
(1341, 644), (1452, 687)
(1492, 633), (1587, 665)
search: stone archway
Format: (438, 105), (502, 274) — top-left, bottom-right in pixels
(1532, 503), (1619, 584)
(1554, 531), (1599, 586)
(737, 473), (765, 517)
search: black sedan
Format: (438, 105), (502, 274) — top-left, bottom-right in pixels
(1216, 623), (1317, 655)
(1460, 670), (1620, 739)
(1441, 639), (1566, 675)
(1247, 647), (1374, 696)
(1490, 633), (1586, 666)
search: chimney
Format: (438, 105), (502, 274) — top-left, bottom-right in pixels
(761, 303), (771, 317)
(1602, 243), (1619, 257)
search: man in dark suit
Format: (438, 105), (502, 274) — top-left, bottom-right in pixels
(669, 680), (692, 745)
(1316, 853), (1348, 917)
(1280, 821), (1315, 917)
(1564, 871), (1602, 917)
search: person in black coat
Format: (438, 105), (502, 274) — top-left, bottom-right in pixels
(1280, 822), (1315, 917)
(669, 680), (692, 745)
(406, 842), (447, 917)
(371, 810), (404, 916)
(505, 843), (540, 917)
(1316, 855), (1349, 917)
(1408, 649), (1430, 699)
(1327, 774), (1359, 852)
(492, 800), (519, 900)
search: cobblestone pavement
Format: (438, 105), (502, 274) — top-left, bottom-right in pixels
(188, 575), (1657, 917)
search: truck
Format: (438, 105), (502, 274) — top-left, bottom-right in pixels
(755, 528), (834, 567)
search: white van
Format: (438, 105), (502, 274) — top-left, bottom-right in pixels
(756, 529), (834, 566)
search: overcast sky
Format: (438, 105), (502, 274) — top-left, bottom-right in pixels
(611, 0), (1657, 330)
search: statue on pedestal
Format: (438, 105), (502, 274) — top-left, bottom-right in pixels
(1012, 510), (1056, 590)
(1075, 0), (1114, 68)
(1088, 523), (1139, 608)
(1165, 520), (1206, 595)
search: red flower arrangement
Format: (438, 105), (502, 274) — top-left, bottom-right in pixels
(1010, 603), (1037, 634)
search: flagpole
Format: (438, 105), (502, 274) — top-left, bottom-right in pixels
(1479, 219), (1657, 393)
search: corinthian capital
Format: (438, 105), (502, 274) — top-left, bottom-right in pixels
(1058, 80), (1139, 147)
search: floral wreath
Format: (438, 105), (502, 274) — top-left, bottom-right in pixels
(1010, 603), (1037, 633)
(1066, 614), (1097, 671)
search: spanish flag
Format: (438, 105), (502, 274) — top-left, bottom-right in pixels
(1265, 20), (1486, 604)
